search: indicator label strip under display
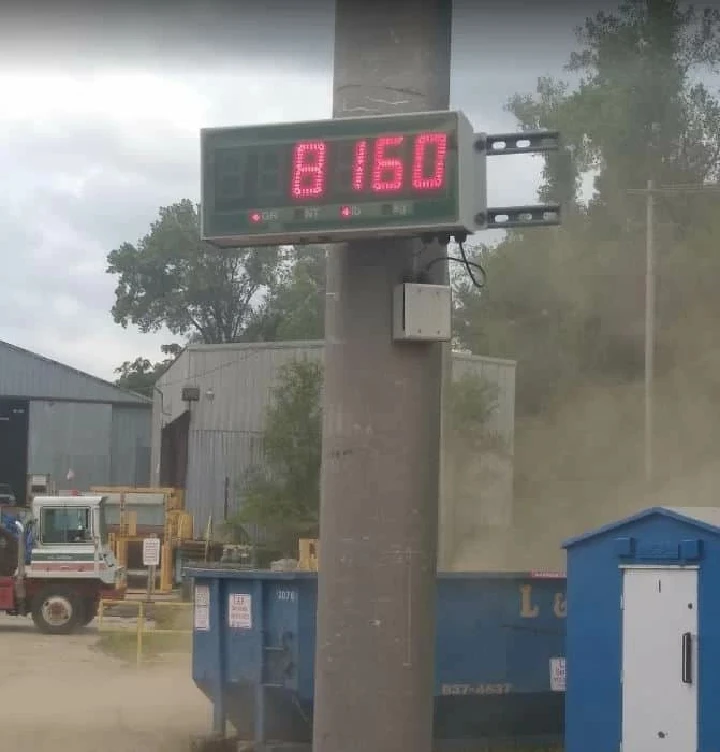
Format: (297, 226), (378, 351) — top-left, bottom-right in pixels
(247, 202), (418, 225)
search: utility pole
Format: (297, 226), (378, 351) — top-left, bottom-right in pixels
(312, 3), (452, 752)
(644, 178), (655, 486)
(627, 180), (720, 488)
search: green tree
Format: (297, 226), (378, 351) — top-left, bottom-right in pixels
(224, 361), (504, 557)
(448, 1), (720, 558)
(455, 0), (720, 411)
(508, 1), (720, 211)
(245, 245), (326, 342)
(228, 359), (323, 555)
(114, 344), (182, 398)
(107, 199), (280, 343)
(445, 372), (502, 450)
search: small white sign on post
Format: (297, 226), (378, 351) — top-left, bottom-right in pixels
(194, 584), (210, 631)
(142, 537), (161, 567)
(550, 657), (566, 692)
(228, 593), (252, 629)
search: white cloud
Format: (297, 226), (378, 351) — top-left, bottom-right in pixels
(0, 7), (581, 383)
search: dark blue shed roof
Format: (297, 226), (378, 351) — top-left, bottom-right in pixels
(562, 506), (720, 550)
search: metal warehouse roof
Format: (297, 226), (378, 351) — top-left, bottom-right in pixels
(0, 340), (151, 405)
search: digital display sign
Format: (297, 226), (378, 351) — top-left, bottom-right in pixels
(201, 111), (476, 247)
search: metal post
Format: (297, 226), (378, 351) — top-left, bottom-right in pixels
(313, 3), (452, 752)
(644, 179), (655, 486)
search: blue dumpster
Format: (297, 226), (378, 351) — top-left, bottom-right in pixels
(187, 568), (566, 750)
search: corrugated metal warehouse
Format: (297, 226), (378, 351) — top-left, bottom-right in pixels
(0, 340), (152, 504)
(152, 341), (516, 567)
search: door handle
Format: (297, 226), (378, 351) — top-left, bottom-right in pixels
(681, 632), (693, 684)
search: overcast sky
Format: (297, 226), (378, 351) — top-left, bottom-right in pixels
(0, 1), (605, 381)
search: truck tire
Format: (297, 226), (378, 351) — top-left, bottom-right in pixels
(81, 598), (98, 627)
(31, 586), (83, 635)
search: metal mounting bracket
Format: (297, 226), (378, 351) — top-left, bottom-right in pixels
(482, 204), (561, 230)
(475, 130), (561, 156)
(472, 130), (562, 231)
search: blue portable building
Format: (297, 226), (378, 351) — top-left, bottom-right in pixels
(563, 506), (720, 752)
(187, 567), (567, 750)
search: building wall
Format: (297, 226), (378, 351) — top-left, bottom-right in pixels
(153, 342), (516, 545)
(27, 401), (152, 491)
(451, 352), (515, 448)
(442, 354), (517, 570)
(110, 405), (152, 486)
(151, 348), (191, 480)
(153, 342), (323, 533)
(28, 401), (112, 489)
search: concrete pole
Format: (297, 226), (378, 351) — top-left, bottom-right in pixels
(312, 3), (453, 752)
(644, 178), (655, 487)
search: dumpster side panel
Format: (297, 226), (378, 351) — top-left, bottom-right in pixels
(434, 576), (566, 741)
(191, 577), (229, 735)
(297, 577), (319, 703)
(189, 570), (566, 747)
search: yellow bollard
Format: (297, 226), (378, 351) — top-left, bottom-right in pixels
(98, 600), (105, 628)
(136, 601), (145, 667)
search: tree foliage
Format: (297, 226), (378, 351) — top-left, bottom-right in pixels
(451, 0), (720, 559)
(229, 360), (324, 555)
(245, 245), (326, 342)
(114, 344), (182, 398)
(444, 372), (504, 451)
(456, 0), (720, 413)
(107, 200), (280, 343)
(226, 360), (502, 557)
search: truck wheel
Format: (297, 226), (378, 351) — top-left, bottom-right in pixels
(31, 586), (83, 635)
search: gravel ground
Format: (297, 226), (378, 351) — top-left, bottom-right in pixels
(0, 614), (211, 751)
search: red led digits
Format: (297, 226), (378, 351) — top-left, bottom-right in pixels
(412, 132), (447, 190)
(291, 141), (327, 199)
(372, 136), (404, 192)
(352, 140), (368, 191)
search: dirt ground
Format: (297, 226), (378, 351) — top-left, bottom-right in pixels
(0, 614), (212, 752)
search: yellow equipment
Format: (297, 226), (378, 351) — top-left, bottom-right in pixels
(91, 486), (192, 593)
(298, 538), (319, 571)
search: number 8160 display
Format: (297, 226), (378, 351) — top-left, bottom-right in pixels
(290, 131), (450, 202)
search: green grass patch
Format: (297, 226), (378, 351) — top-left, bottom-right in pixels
(148, 605), (192, 631)
(94, 630), (191, 663)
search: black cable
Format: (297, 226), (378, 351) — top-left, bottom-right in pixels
(458, 241), (486, 290)
(423, 246), (486, 290)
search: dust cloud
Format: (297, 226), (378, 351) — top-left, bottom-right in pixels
(445, 302), (720, 573)
(0, 617), (210, 752)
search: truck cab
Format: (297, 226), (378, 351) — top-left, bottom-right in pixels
(0, 495), (125, 634)
(26, 495), (120, 585)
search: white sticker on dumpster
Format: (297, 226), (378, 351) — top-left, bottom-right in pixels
(194, 584), (210, 632)
(228, 593), (252, 629)
(549, 657), (566, 692)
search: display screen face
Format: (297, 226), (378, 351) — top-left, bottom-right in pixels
(201, 111), (464, 246)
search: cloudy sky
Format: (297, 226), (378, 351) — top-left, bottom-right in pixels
(0, 1), (604, 381)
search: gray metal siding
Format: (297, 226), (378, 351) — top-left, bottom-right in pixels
(152, 349), (192, 483)
(450, 353), (516, 451)
(154, 349), (192, 424)
(28, 401), (113, 490)
(110, 406), (152, 486)
(151, 343), (323, 487)
(185, 429), (265, 536)
(188, 341), (323, 433)
(0, 341), (150, 405)
(153, 342), (516, 538)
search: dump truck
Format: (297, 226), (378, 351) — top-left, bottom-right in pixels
(0, 494), (124, 634)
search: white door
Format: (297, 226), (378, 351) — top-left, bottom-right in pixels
(621, 567), (698, 752)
